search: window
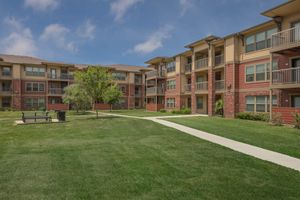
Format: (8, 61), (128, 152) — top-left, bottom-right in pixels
(246, 96), (277, 112)
(26, 82), (45, 92)
(112, 72), (127, 81)
(2, 67), (11, 76)
(166, 80), (176, 90)
(166, 98), (175, 108)
(118, 85), (127, 94)
(245, 28), (277, 53)
(166, 61), (176, 73)
(246, 63), (270, 82)
(197, 97), (203, 109)
(24, 98), (45, 109)
(25, 67), (45, 77)
(246, 66), (254, 82)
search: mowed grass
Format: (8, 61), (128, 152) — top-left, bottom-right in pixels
(100, 109), (186, 117)
(166, 117), (300, 159)
(0, 112), (299, 200)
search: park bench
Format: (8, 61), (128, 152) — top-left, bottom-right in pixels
(22, 112), (52, 123)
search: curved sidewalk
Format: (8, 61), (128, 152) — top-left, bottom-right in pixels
(99, 112), (300, 172)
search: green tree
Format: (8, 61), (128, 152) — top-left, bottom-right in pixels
(75, 66), (116, 118)
(63, 84), (90, 113)
(103, 84), (122, 111)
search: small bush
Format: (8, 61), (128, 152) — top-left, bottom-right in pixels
(171, 108), (191, 115)
(293, 112), (300, 129)
(271, 113), (283, 126)
(159, 109), (167, 113)
(236, 112), (269, 122)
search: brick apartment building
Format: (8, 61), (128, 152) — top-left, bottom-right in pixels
(0, 54), (150, 111)
(145, 0), (300, 123)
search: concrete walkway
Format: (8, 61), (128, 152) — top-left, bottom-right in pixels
(98, 112), (300, 172)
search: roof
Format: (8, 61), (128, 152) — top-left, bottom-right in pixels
(0, 54), (47, 65)
(185, 35), (220, 48)
(145, 57), (169, 64)
(105, 64), (150, 72)
(261, 0), (300, 18)
(238, 20), (276, 35)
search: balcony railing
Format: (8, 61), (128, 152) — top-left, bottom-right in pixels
(1, 71), (12, 76)
(185, 63), (192, 73)
(146, 70), (166, 79)
(0, 87), (12, 93)
(48, 88), (64, 95)
(214, 54), (224, 66)
(184, 84), (191, 92)
(135, 78), (142, 85)
(272, 67), (300, 85)
(135, 92), (142, 97)
(146, 87), (165, 95)
(195, 58), (208, 70)
(215, 80), (225, 91)
(196, 81), (208, 91)
(271, 26), (300, 52)
(48, 73), (74, 80)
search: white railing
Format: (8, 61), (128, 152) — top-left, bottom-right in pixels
(184, 84), (191, 92)
(185, 63), (192, 73)
(48, 73), (74, 80)
(215, 80), (225, 90)
(195, 58), (208, 70)
(196, 81), (208, 91)
(146, 87), (165, 95)
(272, 67), (300, 85)
(146, 70), (166, 79)
(271, 26), (300, 51)
(49, 88), (64, 95)
(214, 54), (224, 66)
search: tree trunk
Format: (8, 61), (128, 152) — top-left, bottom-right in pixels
(96, 110), (99, 119)
(110, 104), (112, 112)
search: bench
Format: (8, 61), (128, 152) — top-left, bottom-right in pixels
(22, 112), (52, 123)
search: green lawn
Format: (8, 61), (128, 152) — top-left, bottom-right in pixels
(100, 109), (185, 117)
(0, 112), (300, 199)
(166, 117), (300, 159)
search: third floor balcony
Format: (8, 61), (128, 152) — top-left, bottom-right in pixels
(48, 73), (74, 80)
(195, 58), (208, 70)
(185, 63), (192, 73)
(146, 70), (166, 79)
(271, 26), (300, 53)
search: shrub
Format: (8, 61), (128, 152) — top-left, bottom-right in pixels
(215, 99), (224, 116)
(293, 112), (300, 129)
(236, 112), (269, 122)
(171, 108), (191, 115)
(271, 113), (283, 126)
(159, 109), (167, 113)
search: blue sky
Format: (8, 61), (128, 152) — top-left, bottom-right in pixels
(0, 0), (285, 66)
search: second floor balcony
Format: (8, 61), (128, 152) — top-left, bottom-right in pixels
(195, 81), (208, 92)
(185, 63), (192, 73)
(48, 73), (74, 80)
(48, 88), (65, 95)
(0, 87), (12, 94)
(271, 26), (300, 52)
(272, 67), (300, 87)
(214, 54), (224, 66)
(215, 80), (225, 91)
(195, 58), (208, 70)
(146, 70), (166, 79)
(184, 84), (191, 92)
(146, 87), (165, 96)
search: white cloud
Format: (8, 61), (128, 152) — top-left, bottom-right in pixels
(179, 0), (193, 17)
(132, 25), (174, 54)
(111, 0), (143, 22)
(24, 0), (59, 11)
(76, 19), (96, 40)
(1, 17), (37, 56)
(40, 24), (78, 53)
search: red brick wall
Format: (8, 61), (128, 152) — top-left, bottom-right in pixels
(146, 103), (164, 111)
(273, 107), (300, 124)
(48, 104), (69, 111)
(94, 103), (111, 110)
(207, 68), (215, 116)
(224, 64), (236, 118)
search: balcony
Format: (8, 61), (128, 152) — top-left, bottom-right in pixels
(135, 78), (142, 85)
(214, 55), (224, 66)
(195, 81), (208, 92)
(146, 87), (165, 96)
(146, 70), (166, 79)
(48, 73), (74, 80)
(0, 87), (12, 95)
(184, 84), (191, 92)
(185, 63), (192, 73)
(215, 80), (225, 91)
(195, 58), (208, 70)
(271, 26), (300, 53)
(48, 88), (64, 95)
(272, 67), (300, 88)
(1, 71), (12, 76)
